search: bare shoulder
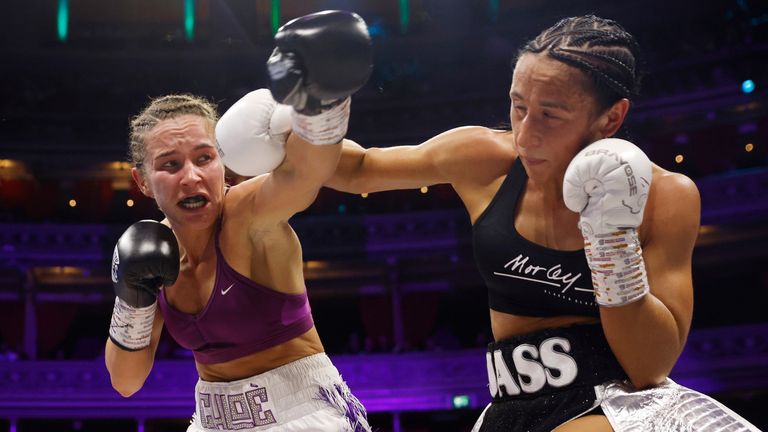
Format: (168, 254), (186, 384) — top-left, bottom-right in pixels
(650, 165), (700, 210)
(431, 126), (513, 158)
(643, 165), (701, 244)
(223, 175), (264, 208)
(220, 176), (274, 230)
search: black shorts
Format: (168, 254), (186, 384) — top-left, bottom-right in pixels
(475, 324), (627, 432)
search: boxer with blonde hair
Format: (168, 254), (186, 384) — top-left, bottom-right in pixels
(105, 11), (373, 431)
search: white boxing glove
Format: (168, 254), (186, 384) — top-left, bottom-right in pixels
(215, 89), (291, 177)
(563, 138), (653, 307)
(563, 138), (652, 235)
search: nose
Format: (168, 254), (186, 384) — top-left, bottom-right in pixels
(513, 114), (542, 150)
(179, 161), (202, 186)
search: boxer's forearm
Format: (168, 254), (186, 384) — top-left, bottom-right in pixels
(600, 294), (684, 389)
(105, 338), (155, 397)
(105, 306), (164, 398)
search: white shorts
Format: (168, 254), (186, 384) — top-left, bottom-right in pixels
(473, 378), (762, 432)
(186, 353), (370, 432)
(599, 378), (761, 432)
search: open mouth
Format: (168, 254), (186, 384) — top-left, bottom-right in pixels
(178, 195), (208, 209)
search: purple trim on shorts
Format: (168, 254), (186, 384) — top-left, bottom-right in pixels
(317, 382), (371, 432)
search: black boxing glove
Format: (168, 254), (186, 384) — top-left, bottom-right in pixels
(108, 220), (180, 351)
(267, 10), (372, 145)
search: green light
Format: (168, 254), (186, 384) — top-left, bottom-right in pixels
(452, 394), (470, 409)
(184, 0), (195, 41)
(57, 0), (69, 42)
(489, 0), (499, 22)
(399, 0), (409, 34)
(271, 0), (281, 35)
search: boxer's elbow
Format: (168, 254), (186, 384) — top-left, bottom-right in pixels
(624, 360), (674, 390)
(105, 342), (152, 397)
(111, 375), (146, 398)
(628, 372), (667, 390)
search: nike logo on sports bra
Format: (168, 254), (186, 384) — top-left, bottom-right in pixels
(221, 283), (235, 295)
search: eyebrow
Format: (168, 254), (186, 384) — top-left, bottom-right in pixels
(510, 91), (571, 112)
(154, 143), (214, 160)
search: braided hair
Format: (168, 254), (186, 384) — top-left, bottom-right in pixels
(129, 94), (219, 173)
(518, 15), (642, 113)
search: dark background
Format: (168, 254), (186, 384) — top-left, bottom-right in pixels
(1, 0), (767, 430)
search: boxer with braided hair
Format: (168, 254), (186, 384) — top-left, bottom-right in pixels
(521, 15), (641, 110)
(319, 15), (760, 431)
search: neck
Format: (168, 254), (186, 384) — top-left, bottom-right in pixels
(526, 169), (567, 208)
(171, 221), (216, 265)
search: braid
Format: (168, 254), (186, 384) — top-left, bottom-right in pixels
(518, 15), (641, 112)
(553, 48), (634, 99)
(128, 94), (219, 171)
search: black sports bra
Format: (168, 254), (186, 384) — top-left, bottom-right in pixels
(472, 158), (598, 317)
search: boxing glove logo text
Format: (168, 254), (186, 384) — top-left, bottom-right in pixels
(111, 245), (120, 284)
(486, 337), (578, 397)
(622, 174), (650, 215)
(584, 148), (639, 196)
(267, 53), (294, 80)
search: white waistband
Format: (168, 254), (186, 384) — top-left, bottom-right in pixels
(193, 353), (346, 430)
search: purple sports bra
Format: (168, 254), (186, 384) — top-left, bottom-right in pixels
(157, 226), (314, 364)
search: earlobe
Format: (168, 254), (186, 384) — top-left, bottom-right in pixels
(131, 167), (154, 198)
(599, 99), (630, 137)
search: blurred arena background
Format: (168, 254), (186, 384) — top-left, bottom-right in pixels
(1, 0), (767, 430)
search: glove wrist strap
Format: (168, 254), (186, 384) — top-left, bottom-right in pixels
(109, 296), (157, 351)
(582, 228), (650, 307)
(290, 97), (350, 145)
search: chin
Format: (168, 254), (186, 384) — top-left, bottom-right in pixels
(168, 204), (219, 230)
(520, 159), (548, 174)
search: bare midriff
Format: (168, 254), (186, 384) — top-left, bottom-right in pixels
(195, 327), (324, 382)
(490, 310), (600, 342)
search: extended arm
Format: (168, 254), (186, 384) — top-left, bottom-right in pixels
(256, 131), (342, 218)
(218, 11), (372, 223)
(326, 127), (513, 195)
